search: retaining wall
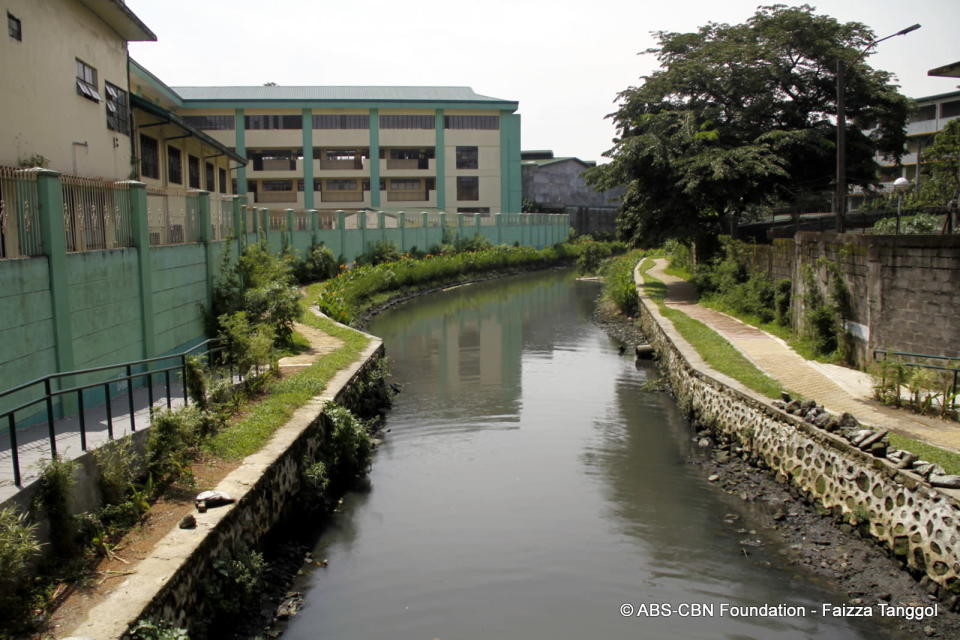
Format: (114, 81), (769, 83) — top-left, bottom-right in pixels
(68, 328), (384, 639)
(740, 232), (960, 366)
(634, 264), (960, 606)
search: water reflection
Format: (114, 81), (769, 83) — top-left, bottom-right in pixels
(281, 270), (884, 640)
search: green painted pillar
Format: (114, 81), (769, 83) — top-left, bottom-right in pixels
(457, 212), (465, 242)
(495, 213), (503, 245)
(499, 112), (522, 213)
(439, 212), (447, 244)
(197, 190), (215, 309)
(399, 211), (406, 251)
(475, 212), (482, 238)
(231, 195), (243, 256)
(421, 211), (428, 250)
(286, 208), (295, 251)
(35, 168), (75, 375)
(435, 109), (445, 210)
(260, 208), (269, 244)
(309, 208), (319, 246)
(377, 210), (386, 244)
(235, 108), (247, 196)
(302, 108), (314, 210)
(359, 207), (367, 253)
(118, 180), (156, 359)
(336, 210), (346, 259)
(369, 108), (380, 208)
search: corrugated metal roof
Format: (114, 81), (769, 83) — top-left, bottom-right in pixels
(171, 85), (513, 104)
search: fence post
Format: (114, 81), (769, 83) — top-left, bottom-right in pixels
(260, 208), (269, 245)
(359, 207), (367, 254)
(495, 213), (503, 245)
(377, 210), (386, 246)
(35, 169), (76, 380)
(196, 190), (215, 310)
(336, 210), (346, 260)
(457, 212), (465, 243)
(285, 208), (295, 252)
(231, 195), (243, 256)
(309, 208), (319, 246)
(422, 211), (428, 250)
(118, 180), (155, 359)
(475, 212), (482, 238)
(399, 211), (406, 252)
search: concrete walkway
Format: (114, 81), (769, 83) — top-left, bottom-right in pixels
(646, 258), (960, 453)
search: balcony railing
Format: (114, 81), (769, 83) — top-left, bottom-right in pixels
(387, 190), (428, 202)
(321, 191), (364, 203)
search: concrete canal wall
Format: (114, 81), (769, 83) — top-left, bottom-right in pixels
(67, 330), (384, 639)
(634, 264), (960, 606)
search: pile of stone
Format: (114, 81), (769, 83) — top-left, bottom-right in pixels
(771, 393), (960, 490)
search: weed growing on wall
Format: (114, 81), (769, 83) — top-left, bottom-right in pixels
(129, 619), (190, 640)
(93, 438), (141, 505)
(602, 250), (645, 316)
(34, 456), (79, 558)
(203, 542), (266, 619)
(321, 403), (373, 490)
(146, 408), (201, 491)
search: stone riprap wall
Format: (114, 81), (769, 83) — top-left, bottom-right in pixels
(68, 332), (384, 639)
(741, 233), (960, 367)
(634, 265), (960, 605)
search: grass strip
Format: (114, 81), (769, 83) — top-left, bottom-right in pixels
(205, 298), (370, 460)
(888, 433), (960, 476)
(638, 258), (785, 400)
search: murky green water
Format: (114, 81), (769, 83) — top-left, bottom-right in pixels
(282, 269), (880, 639)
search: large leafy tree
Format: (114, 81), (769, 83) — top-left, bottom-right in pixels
(912, 119), (960, 207)
(587, 4), (909, 247)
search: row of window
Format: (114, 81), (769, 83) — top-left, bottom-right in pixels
(909, 100), (960, 123)
(248, 176), (479, 200)
(182, 114), (500, 131)
(244, 146), (479, 169)
(139, 135), (227, 193)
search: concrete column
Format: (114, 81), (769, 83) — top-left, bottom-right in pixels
(231, 195), (243, 255)
(286, 208), (295, 251)
(260, 208), (269, 244)
(399, 211), (406, 252)
(35, 169), (75, 375)
(336, 210), (346, 260)
(495, 213), (502, 245)
(457, 212), (465, 243)
(302, 108), (314, 210)
(116, 180), (155, 359)
(377, 210), (386, 245)
(196, 190), (214, 309)
(309, 209), (319, 245)
(359, 207), (368, 254)
(422, 211), (428, 251)
(369, 108), (380, 208)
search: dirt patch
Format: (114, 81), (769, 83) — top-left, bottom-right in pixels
(594, 303), (960, 640)
(47, 456), (240, 637)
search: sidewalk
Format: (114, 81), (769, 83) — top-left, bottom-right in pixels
(646, 258), (960, 453)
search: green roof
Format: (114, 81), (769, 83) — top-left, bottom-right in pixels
(171, 85), (515, 105)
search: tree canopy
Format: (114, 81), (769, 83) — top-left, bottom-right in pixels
(587, 4), (909, 247)
(912, 119), (960, 207)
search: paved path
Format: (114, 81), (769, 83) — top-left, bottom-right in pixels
(646, 258), (960, 453)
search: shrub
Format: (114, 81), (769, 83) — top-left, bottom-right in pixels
(146, 408), (201, 490)
(774, 279), (792, 326)
(204, 543), (266, 617)
(602, 251), (643, 316)
(868, 213), (942, 235)
(35, 456), (78, 557)
(93, 438), (141, 505)
(294, 243), (339, 283)
(356, 240), (400, 266)
(0, 508), (41, 627)
(576, 241), (612, 275)
(242, 280), (302, 347)
(129, 619), (190, 640)
(322, 403), (373, 488)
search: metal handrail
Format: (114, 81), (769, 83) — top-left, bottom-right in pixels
(873, 349), (959, 408)
(1, 339), (221, 487)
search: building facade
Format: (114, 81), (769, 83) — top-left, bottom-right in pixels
(0, 0), (155, 178)
(877, 90), (960, 189)
(128, 65), (523, 214)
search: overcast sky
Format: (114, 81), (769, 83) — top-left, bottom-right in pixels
(126, 0), (960, 163)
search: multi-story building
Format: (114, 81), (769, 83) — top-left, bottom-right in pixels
(128, 62), (523, 214)
(0, 0), (155, 179)
(877, 90), (960, 189)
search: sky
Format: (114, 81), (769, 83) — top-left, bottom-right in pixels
(125, 0), (960, 163)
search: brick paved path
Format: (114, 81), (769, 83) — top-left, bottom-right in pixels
(647, 258), (960, 453)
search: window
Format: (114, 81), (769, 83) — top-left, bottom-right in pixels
(457, 207), (490, 214)
(205, 162), (215, 192)
(188, 155), (200, 189)
(457, 176), (479, 201)
(105, 82), (129, 134)
(167, 146), (183, 184)
(313, 114), (370, 129)
(326, 179), (358, 190)
(909, 105), (936, 123)
(76, 59), (100, 102)
(445, 115), (499, 130)
(244, 114), (303, 130)
(219, 168), (227, 194)
(379, 114), (434, 129)
(942, 100), (960, 119)
(8, 12), (21, 41)
(456, 146), (478, 169)
(263, 180), (293, 191)
(139, 135), (159, 179)
(182, 115), (235, 130)
(390, 179), (421, 191)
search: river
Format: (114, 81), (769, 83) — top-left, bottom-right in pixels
(280, 269), (882, 639)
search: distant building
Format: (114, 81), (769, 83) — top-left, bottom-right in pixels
(521, 150), (621, 236)
(876, 90), (960, 190)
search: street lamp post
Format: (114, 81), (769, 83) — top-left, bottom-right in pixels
(894, 176), (911, 234)
(834, 23), (921, 233)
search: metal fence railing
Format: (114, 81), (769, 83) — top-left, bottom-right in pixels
(873, 349), (959, 412)
(0, 167), (42, 258)
(62, 175), (132, 252)
(147, 187), (200, 245)
(0, 340), (222, 488)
